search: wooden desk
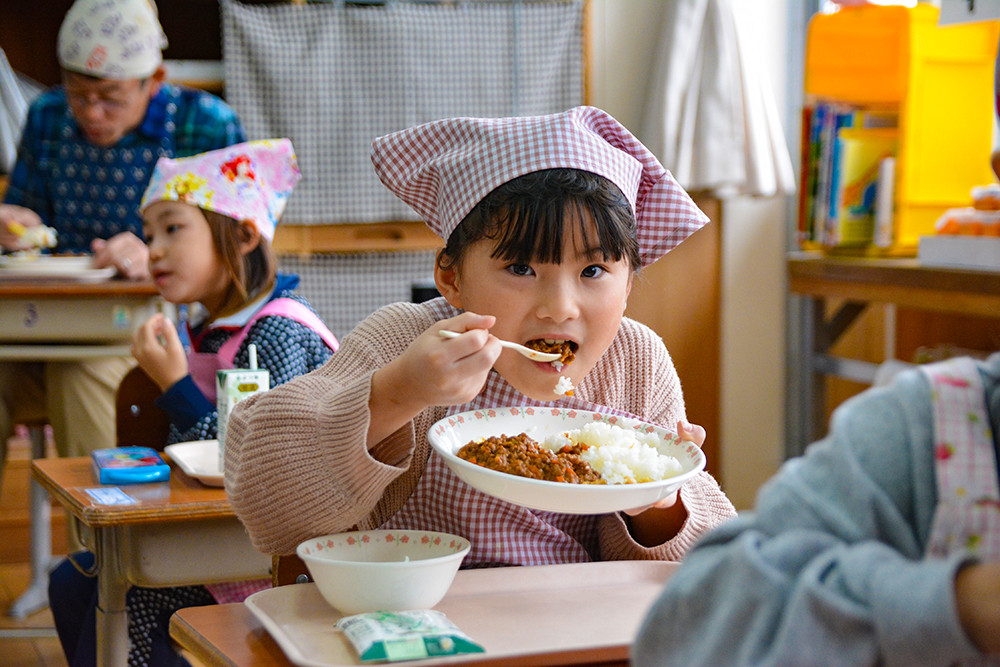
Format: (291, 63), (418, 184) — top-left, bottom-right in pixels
(786, 251), (1000, 456)
(32, 457), (270, 667)
(171, 561), (676, 667)
(0, 278), (161, 355)
(0, 277), (163, 618)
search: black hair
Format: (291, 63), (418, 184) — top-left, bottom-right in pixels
(436, 168), (641, 272)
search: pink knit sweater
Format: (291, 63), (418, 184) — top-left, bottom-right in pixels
(224, 299), (736, 558)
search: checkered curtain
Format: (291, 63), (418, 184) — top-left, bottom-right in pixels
(221, 0), (585, 225)
(279, 250), (438, 340)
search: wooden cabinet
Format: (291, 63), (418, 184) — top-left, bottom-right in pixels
(626, 194), (720, 477)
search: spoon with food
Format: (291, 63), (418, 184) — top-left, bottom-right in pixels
(438, 329), (561, 362)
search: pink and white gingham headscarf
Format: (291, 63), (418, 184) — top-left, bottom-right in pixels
(370, 106), (708, 266)
(140, 139), (301, 241)
(58, 0), (167, 80)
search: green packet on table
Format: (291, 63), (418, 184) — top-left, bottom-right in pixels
(336, 610), (484, 663)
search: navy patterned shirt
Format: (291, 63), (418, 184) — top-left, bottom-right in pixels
(3, 83), (245, 253)
(157, 275), (336, 445)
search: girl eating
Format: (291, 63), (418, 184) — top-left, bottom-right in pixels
(225, 107), (736, 565)
(48, 139), (338, 667)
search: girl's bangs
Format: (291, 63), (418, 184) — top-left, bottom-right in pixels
(489, 198), (631, 266)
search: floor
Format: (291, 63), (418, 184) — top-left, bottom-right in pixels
(0, 561), (67, 667)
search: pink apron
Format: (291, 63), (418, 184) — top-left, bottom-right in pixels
(187, 297), (339, 403)
(922, 357), (1000, 561)
(195, 298), (337, 605)
(381, 371), (643, 567)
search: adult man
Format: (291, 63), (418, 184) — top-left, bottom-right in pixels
(0, 0), (245, 488)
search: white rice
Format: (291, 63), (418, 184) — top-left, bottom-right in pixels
(554, 375), (574, 396)
(540, 421), (683, 484)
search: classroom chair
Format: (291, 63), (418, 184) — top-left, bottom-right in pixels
(272, 553), (311, 587)
(115, 365), (170, 450)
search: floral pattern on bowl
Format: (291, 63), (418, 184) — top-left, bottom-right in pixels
(300, 530), (469, 558)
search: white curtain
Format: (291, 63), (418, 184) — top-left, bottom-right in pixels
(0, 49), (43, 174)
(642, 0), (795, 198)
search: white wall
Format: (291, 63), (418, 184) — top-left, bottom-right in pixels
(587, 0), (791, 509)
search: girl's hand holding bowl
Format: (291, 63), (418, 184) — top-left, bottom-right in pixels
(623, 419), (705, 516)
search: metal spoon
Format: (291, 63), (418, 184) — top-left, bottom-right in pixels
(438, 329), (561, 362)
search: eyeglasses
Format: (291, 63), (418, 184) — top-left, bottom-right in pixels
(64, 80), (148, 114)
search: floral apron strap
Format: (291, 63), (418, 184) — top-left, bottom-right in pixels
(921, 357), (1000, 560)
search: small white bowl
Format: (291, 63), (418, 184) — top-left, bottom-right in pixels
(296, 530), (471, 615)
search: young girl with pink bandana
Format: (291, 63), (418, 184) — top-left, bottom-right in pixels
(225, 107), (736, 567)
(48, 139), (338, 667)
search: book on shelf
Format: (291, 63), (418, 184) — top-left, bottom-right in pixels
(799, 101), (898, 249)
(828, 127), (898, 246)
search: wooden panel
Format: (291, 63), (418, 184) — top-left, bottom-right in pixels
(32, 457), (233, 528)
(0, 0), (225, 87)
(625, 194), (721, 478)
(895, 310), (1000, 361)
(272, 221), (443, 257)
(825, 301), (888, 419)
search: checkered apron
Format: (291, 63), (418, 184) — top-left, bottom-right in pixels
(381, 372), (640, 567)
(923, 357), (1000, 561)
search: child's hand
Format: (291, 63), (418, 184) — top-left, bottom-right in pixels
(131, 313), (188, 392)
(619, 419), (705, 545)
(397, 312), (501, 406)
(677, 419), (706, 447)
(91, 232), (150, 280)
(367, 312), (501, 448)
(955, 560), (1000, 653)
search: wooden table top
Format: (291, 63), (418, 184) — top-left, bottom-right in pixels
(787, 251), (1000, 317)
(172, 561), (677, 667)
(173, 603), (294, 667)
(32, 456), (233, 528)
(0, 277), (158, 297)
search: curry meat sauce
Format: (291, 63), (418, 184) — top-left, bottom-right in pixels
(525, 339), (576, 365)
(457, 433), (604, 484)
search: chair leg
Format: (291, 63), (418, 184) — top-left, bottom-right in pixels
(7, 425), (53, 619)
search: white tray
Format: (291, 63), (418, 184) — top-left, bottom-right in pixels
(244, 560), (676, 666)
(0, 255), (116, 282)
(164, 440), (222, 487)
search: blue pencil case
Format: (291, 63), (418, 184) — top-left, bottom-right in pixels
(91, 447), (171, 485)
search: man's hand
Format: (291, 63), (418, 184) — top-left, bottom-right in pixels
(0, 205), (44, 252)
(91, 232), (150, 280)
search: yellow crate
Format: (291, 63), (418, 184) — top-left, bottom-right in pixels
(803, 4), (999, 255)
